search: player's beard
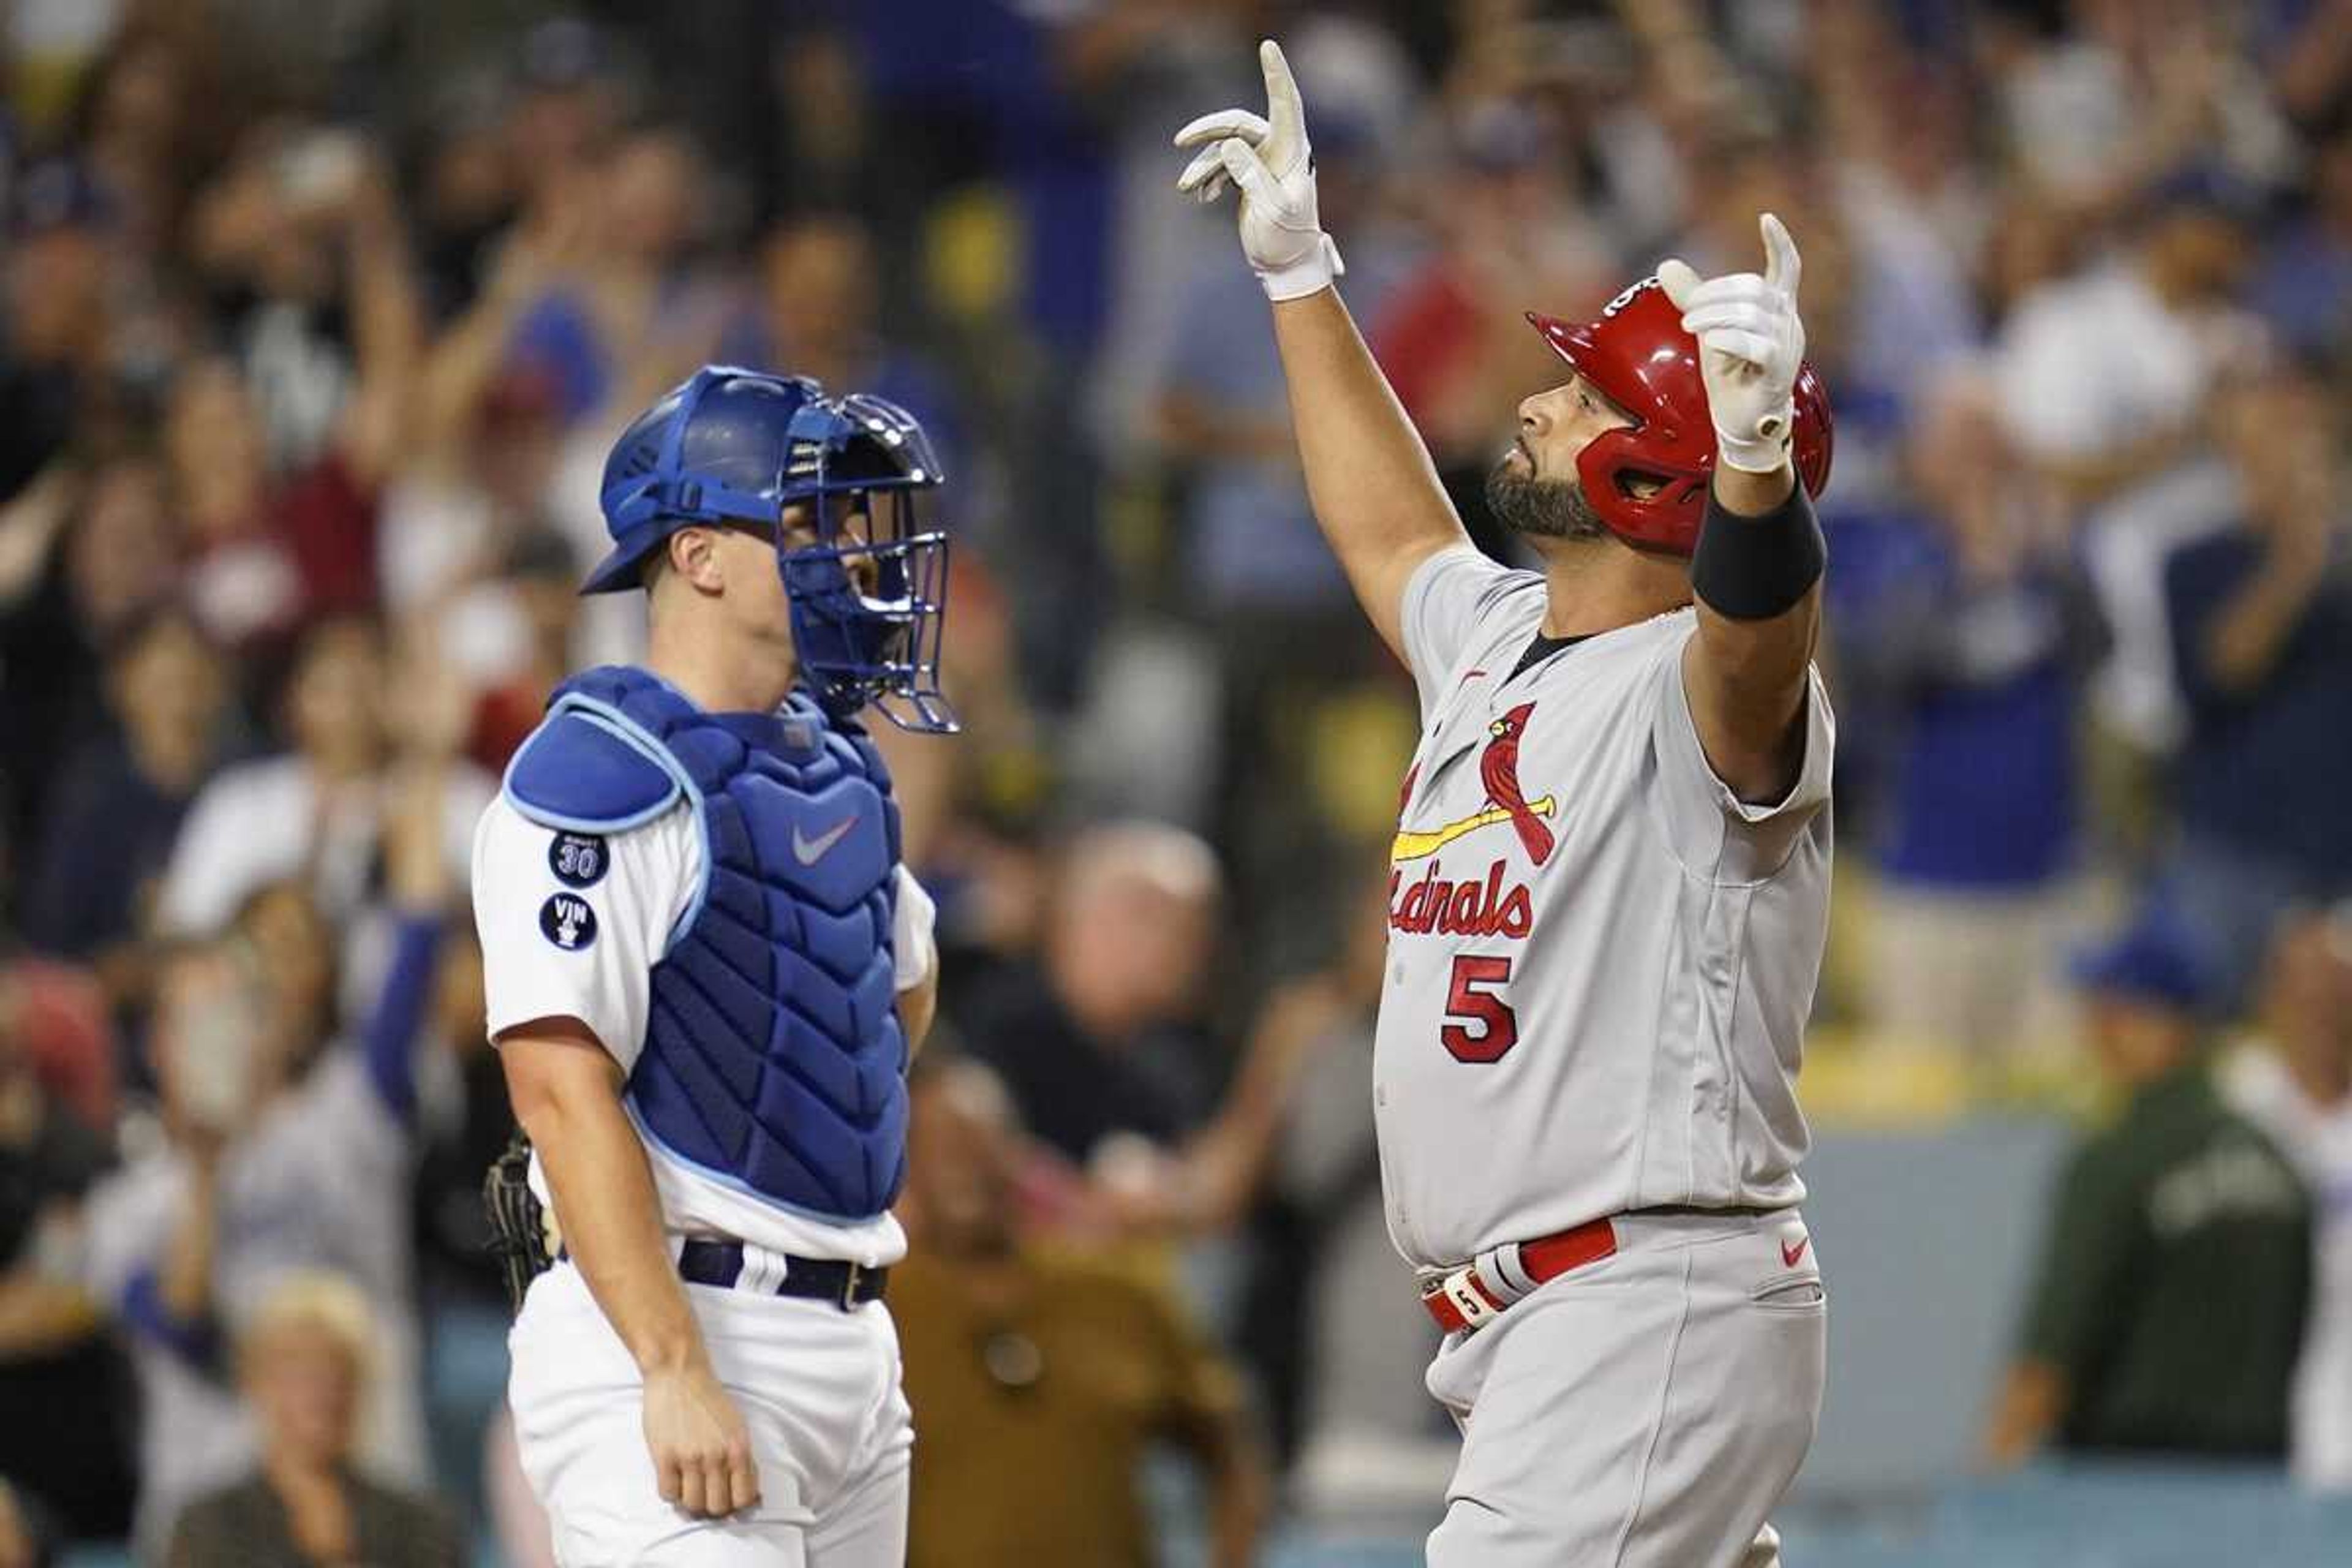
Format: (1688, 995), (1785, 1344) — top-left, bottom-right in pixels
(1485, 453), (1607, 541)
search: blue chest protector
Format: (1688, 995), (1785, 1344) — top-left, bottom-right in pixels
(503, 666), (907, 1222)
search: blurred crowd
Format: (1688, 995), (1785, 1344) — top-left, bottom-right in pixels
(3, 0), (2352, 1562)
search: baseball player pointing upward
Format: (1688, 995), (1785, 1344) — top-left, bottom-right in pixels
(477, 369), (951, 1565)
(1179, 45), (1836, 1567)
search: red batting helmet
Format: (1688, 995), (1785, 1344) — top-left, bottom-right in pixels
(1526, 279), (1833, 556)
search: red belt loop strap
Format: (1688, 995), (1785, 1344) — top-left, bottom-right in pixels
(1420, 1216), (1618, 1335)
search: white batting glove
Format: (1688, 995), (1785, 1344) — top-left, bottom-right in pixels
(1656, 213), (1806, 474)
(1172, 39), (1345, 302)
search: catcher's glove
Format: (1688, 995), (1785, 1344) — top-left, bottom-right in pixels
(483, 1129), (559, 1312)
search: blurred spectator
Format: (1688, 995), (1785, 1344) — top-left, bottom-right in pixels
(67, 23), (220, 270)
(404, 919), (509, 1537)
(449, 529), (585, 772)
(0, 956), (116, 1137)
(2160, 359), (2352, 1001)
(378, 368), (567, 625)
(166, 1270), (461, 1568)
(0, 448), (193, 884)
(2222, 907), (2352, 1491)
(501, 123), (710, 431)
(1845, 371), (2103, 1063)
(408, 72), (518, 326)
(21, 608), (238, 969)
(726, 213), (962, 464)
(894, 1057), (1267, 1568)
(1996, 198), (2256, 750)
(2267, 0), (2352, 130)
(750, 22), (876, 227)
(870, 549), (1050, 869)
(2247, 126), (2352, 362)
(185, 128), (421, 477)
(153, 615), (488, 938)
(0, 160), (110, 503)
(868, 560), (1064, 1036)
(1073, 9), (1263, 460)
(1379, 97), (1616, 551)
(957, 821), (1223, 1170)
(1984, 910), (2311, 1466)
(1237, 909), (1445, 1518)
(505, 17), (628, 224)
(1972, 195), (2099, 419)
(1814, 6), (1990, 369)
(1988, 0), (2293, 216)
(167, 134), (418, 647)
(85, 764), (459, 1551)
(0, 962), (133, 1540)
(62, 450), (186, 652)
(1104, 873), (1446, 1511)
(167, 358), (375, 656)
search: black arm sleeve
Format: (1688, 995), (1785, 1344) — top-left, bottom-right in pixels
(1691, 481), (1826, 622)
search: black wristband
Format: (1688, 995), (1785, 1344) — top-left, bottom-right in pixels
(1690, 481), (1825, 621)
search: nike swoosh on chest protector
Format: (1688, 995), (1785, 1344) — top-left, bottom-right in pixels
(792, 815), (859, 865)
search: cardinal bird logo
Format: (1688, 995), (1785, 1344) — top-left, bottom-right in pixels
(1480, 704), (1555, 864)
(1390, 702), (1557, 865)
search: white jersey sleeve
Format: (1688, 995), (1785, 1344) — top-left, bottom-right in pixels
(892, 865), (936, 991)
(1648, 630), (1836, 882)
(1399, 546), (1545, 720)
(470, 795), (699, 1072)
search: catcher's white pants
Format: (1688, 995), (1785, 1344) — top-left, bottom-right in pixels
(1423, 1207), (1826, 1567)
(508, 1258), (911, 1567)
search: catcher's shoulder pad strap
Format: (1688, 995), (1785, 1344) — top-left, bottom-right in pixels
(503, 704), (682, 832)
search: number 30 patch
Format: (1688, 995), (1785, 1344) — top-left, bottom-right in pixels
(548, 832), (608, 889)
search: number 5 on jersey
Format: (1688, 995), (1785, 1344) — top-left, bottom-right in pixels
(1442, 954), (1518, 1063)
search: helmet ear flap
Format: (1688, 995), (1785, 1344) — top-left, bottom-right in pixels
(1574, 427), (1711, 556)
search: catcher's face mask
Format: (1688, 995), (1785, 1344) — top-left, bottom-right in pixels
(777, 393), (956, 734)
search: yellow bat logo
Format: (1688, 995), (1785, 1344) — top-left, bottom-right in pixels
(1391, 795), (1556, 863)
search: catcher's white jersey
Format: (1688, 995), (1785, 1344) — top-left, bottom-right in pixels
(1376, 547), (1834, 1268)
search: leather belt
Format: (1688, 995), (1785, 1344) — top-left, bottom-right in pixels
(1419, 1215), (1618, 1335)
(676, 1239), (887, 1311)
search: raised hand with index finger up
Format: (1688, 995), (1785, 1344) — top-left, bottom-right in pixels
(1171, 40), (1346, 301)
(1657, 213), (1808, 475)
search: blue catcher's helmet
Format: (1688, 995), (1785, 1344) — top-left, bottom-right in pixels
(779, 393), (957, 734)
(582, 366), (823, 594)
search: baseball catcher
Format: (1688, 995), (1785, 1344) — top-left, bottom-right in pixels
(476, 368), (949, 1564)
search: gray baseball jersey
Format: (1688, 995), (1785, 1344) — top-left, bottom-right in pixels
(1376, 547), (1834, 1270)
